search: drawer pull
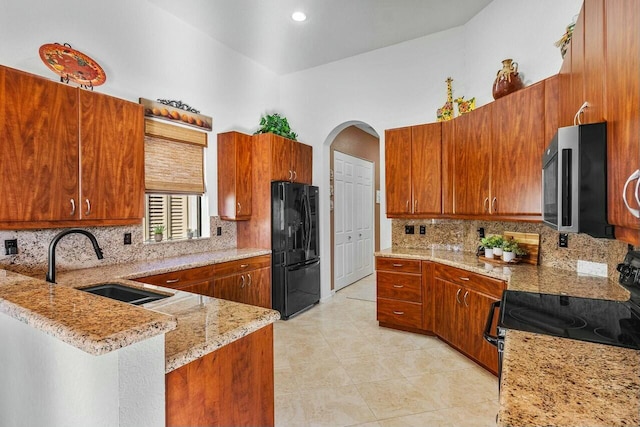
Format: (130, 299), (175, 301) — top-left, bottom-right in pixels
(455, 288), (462, 304)
(393, 284), (404, 288)
(165, 279), (180, 284)
(240, 264), (249, 268)
(392, 263), (403, 267)
(247, 273), (252, 286)
(459, 277), (470, 281)
(463, 291), (469, 307)
(240, 275), (246, 288)
(393, 311), (405, 315)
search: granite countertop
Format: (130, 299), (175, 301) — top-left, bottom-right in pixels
(376, 247), (639, 427)
(0, 248), (280, 373)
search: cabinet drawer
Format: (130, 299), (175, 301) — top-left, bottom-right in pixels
(136, 264), (215, 289)
(377, 298), (422, 328)
(434, 263), (505, 298)
(213, 255), (271, 278)
(377, 271), (422, 303)
(376, 257), (421, 274)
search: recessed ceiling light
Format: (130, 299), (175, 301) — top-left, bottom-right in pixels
(291, 11), (307, 22)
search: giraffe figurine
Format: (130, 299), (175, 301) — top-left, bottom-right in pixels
(436, 77), (454, 122)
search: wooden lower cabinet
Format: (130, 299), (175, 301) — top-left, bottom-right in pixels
(376, 256), (505, 374)
(136, 255), (271, 307)
(166, 324), (274, 427)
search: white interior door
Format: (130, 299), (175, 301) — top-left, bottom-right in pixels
(334, 151), (374, 290)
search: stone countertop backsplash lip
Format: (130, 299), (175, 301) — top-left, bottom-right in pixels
(376, 247), (639, 427)
(0, 248), (279, 372)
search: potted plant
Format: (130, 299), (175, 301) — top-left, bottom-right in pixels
(254, 113), (298, 141)
(480, 235), (503, 259)
(186, 228), (194, 239)
(491, 236), (505, 257)
(153, 225), (165, 242)
(502, 239), (527, 262)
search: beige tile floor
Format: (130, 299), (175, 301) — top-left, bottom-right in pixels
(274, 274), (500, 427)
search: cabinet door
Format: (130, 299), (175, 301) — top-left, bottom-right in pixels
(218, 132), (252, 220)
(80, 91), (144, 221)
(433, 278), (463, 348)
(452, 105), (492, 215)
(557, 43), (574, 127)
(246, 266), (271, 308)
(491, 83), (545, 216)
(270, 134), (293, 181)
(465, 289), (499, 374)
(180, 279), (215, 297)
(0, 66), (79, 223)
(411, 123), (442, 215)
(293, 142), (313, 184)
(213, 273), (247, 304)
(605, 0), (640, 236)
(385, 127), (412, 215)
(583, 0), (605, 123)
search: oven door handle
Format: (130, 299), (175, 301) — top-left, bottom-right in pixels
(483, 300), (501, 347)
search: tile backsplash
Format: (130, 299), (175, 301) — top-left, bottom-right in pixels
(393, 219), (630, 281)
(0, 217), (237, 276)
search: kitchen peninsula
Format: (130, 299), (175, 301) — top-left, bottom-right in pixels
(0, 248), (280, 427)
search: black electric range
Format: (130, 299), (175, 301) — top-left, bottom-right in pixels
(498, 290), (640, 350)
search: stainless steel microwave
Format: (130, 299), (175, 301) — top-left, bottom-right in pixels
(541, 122), (614, 238)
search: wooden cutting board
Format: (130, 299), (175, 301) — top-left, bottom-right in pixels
(503, 231), (540, 265)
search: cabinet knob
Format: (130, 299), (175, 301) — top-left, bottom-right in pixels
(492, 197), (497, 213)
(165, 278), (180, 284)
(85, 199), (91, 216)
(459, 277), (470, 281)
(240, 275), (245, 288)
(293, 170), (297, 181)
(623, 169), (640, 218)
(247, 273), (252, 286)
(463, 291), (469, 307)
(240, 264), (249, 268)
(237, 202), (241, 214)
(483, 197), (489, 213)
(288, 170), (293, 181)
(414, 199), (418, 212)
(392, 284), (404, 288)
(393, 311), (405, 315)
(406, 200), (410, 212)
(70, 199), (76, 216)
(455, 288), (462, 304)
(392, 263), (403, 267)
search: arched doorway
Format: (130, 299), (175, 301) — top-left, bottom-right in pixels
(327, 123), (380, 292)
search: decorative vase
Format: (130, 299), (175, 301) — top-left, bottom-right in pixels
(492, 59), (524, 100)
(493, 247), (503, 257)
(484, 248), (494, 259)
(503, 251), (516, 262)
(154, 233), (163, 242)
(436, 77), (454, 122)
(454, 96), (476, 115)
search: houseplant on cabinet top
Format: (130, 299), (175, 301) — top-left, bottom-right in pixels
(254, 113), (298, 141)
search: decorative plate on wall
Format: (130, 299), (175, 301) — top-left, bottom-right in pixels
(39, 43), (106, 88)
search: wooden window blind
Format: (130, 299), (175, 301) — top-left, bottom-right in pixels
(144, 119), (208, 194)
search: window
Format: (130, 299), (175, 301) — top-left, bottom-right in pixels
(144, 194), (202, 241)
(142, 118), (208, 242)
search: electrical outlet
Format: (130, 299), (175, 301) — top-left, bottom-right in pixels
(478, 227), (485, 238)
(123, 233), (132, 245)
(4, 239), (17, 255)
(404, 225), (414, 235)
(216, 226), (222, 236)
(419, 225), (426, 235)
(558, 233), (569, 248)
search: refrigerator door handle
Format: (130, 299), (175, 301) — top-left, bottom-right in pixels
(287, 259), (320, 271)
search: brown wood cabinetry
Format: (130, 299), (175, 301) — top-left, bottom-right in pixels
(376, 255), (505, 374)
(604, 0), (640, 243)
(257, 132), (313, 184)
(217, 131), (252, 220)
(0, 65), (144, 229)
(385, 123), (442, 217)
(433, 263), (505, 374)
(136, 255), (271, 307)
(166, 324), (274, 427)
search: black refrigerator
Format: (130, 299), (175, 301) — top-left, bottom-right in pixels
(271, 181), (320, 319)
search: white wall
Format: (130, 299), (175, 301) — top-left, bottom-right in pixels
(0, 0), (279, 217)
(279, 0), (582, 298)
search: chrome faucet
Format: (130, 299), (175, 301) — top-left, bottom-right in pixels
(46, 229), (104, 283)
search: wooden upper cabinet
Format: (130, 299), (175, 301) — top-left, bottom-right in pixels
(217, 131), (252, 220)
(0, 66), (79, 223)
(491, 81), (545, 216)
(411, 123), (442, 215)
(583, 0), (605, 123)
(385, 123), (441, 217)
(605, 0), (640, 238)
(79, 90), (144, 221)
(293, 141), (313, 184)
(385, 127), (412, 215)
(452, 104), (492, 215)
